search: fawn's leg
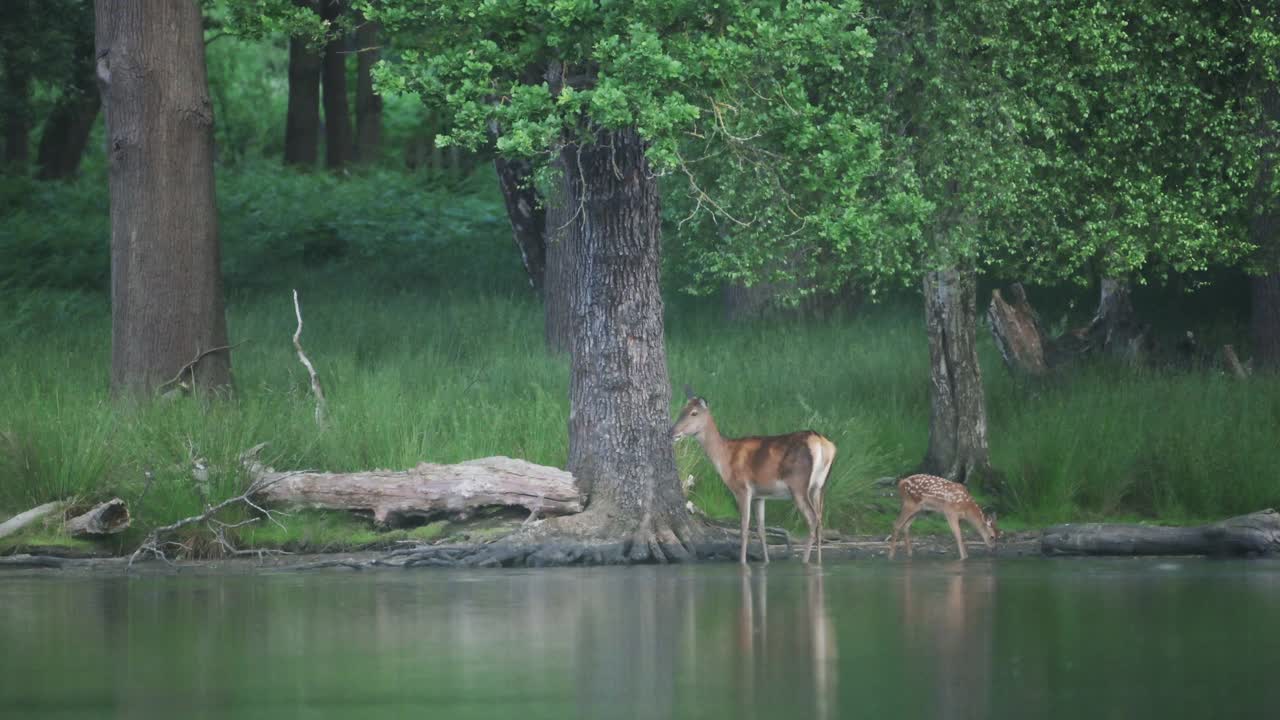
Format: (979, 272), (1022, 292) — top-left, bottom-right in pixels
(947, 512), (968, 560)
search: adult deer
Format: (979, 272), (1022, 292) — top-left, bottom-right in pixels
(671, 386), (837, 564)
(889, 474), (999, 560)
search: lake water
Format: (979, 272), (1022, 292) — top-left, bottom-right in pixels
(2, 558), (1278, 719)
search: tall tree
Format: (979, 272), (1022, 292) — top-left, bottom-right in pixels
(319, 0), (353, 169)
(365, 0), (878, 557)
(353, 13), (382, 163)
(95, 0), (231, 395)
(282, 1), (322, 167)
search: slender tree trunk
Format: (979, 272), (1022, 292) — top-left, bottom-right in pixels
(319, 1), (353, 170)
(563, 125), (691, 555)
(921, 267), (992, 485)
(543, 162), (576, 353)
(353, 17), (382, 163)
(283, 33), (322, 167)
(495, 155), (547, 294)
(95, 0), (231, 395)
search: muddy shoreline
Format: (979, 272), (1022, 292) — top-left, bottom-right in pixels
(1, 531), (1045, 576)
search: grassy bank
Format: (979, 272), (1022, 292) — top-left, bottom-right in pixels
(2, 165), (1277, 555)
(3, 281), (1278, 555)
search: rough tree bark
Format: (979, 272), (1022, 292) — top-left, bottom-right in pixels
(922, 267), (993, 485)
(986, 283), (1048, 376)
(1042, 509), (1280, 556)
(542, 162), (575, 353)
(353, 16), (382, 163)
(65, 498), (130, 537)
(319, 1), (353, 170)
(96, 0), (232, 395)
(494, 155), (547, 294)
(282, 14), (322, 168)
(557, 125), (712, 560)
(36, 8), (99, 181)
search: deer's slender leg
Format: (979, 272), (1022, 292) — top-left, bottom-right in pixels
(794, 488), (820, 564)
(737, 490), (753, 565)
(889, 504), (916, 559)
(754, 498), (769, 564)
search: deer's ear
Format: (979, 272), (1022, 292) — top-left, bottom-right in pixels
(698, 398), (708, 408)
(683, 383), (694, 399)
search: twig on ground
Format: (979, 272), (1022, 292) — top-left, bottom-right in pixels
(127, 472), (302, 570)
(156, 341), (246, 396)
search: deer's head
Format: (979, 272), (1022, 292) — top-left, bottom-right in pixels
(671, 384), (711, 441)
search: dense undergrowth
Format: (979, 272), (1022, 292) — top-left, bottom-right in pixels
(2, 165), (1278, 556)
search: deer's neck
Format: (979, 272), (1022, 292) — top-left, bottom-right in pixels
(697, 417), (733, 477)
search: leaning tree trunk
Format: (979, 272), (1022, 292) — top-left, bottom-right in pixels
(922, 267), (992, 485)
(36, 8), (99, 181)
(95, 0), (232, 395)
(494, 155), (547, 294)
(283, 31), (322, 167)
(353, 17), (382, 164)
(561, 125), (703, 560)
(319, 2), (353, 171)
(35, 90), (99, 180)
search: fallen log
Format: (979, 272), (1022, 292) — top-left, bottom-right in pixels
(0, 501), (64, 541)
(64, 498), (131, 537)
(1041, 509), (1280, 557)
(252, 456), (584, 525)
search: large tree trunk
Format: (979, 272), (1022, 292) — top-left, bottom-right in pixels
(494, 155), (547, 294)
(319, 2), (353, 171)
(283, 29), (322, 167)
(35, 5), (98, 181)
(922, 267), (992, 485)
(1042, 509), (1280, 556)
(96, 0), (232, 395)
(560, 125), (702, 560)
(1251, 73), (1280, 370)
(353, 17), (382, 163)
(542, 158), (576, 353)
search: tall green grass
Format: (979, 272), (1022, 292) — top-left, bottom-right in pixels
(3, 279), (1276, 551)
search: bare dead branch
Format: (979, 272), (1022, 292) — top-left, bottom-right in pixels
(292, 290), (328, 427)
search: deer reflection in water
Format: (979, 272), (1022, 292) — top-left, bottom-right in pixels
(736, 567), (839, 720)
(899, 564), (996, 719)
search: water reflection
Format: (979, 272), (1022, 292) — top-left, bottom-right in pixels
(2, 559), (1279, 719)
(735, 566), (839, 720)
(898, 563), (995, 719)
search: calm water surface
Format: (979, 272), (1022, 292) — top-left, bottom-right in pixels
(2, 558), (1278, 719)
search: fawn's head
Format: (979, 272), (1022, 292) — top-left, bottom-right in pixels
(671, 385), (711, 441)
(981, 511), (1000, 546)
